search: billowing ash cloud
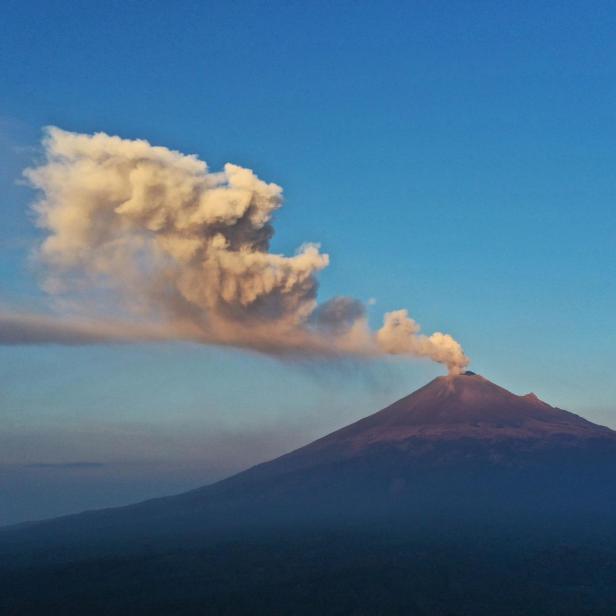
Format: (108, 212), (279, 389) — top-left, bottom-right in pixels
(6, 127), (469, 374)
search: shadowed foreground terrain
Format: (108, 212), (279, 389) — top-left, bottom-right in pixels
(4, 529), (616, 615)
(2, 373), (616, 615)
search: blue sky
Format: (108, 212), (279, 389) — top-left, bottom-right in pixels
(1, 1), (615, 524)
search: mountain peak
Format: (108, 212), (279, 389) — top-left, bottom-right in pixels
(226, 372), (616, 488)
(303, 372), (616, 456)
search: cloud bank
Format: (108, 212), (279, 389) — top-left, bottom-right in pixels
(5, 127), (469, 373)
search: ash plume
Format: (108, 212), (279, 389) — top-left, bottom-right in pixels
(5, 127), (469, 374)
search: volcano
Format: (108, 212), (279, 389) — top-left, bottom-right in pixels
(241, 370), (616, 471)
(3, 371), (615, 544)
(3, 373), (616, 615)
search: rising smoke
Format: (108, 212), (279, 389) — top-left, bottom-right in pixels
(2, 127), (469, 374)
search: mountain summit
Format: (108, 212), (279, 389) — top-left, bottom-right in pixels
(314, 370), (614, 445)
(230, 371), (615, 483)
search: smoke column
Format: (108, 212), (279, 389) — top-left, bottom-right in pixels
(2, 127), (469, 374)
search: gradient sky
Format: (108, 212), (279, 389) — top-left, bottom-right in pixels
(1, 1), (615, 524)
